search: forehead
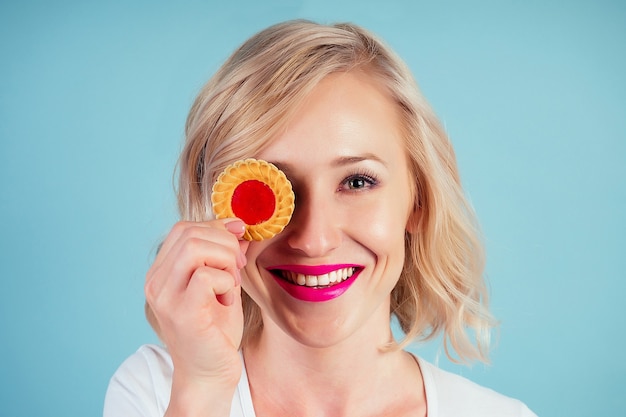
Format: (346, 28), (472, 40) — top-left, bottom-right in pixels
(258, 71), (406, 165)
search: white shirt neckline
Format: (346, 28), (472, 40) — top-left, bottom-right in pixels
(235, 352), (435, 417)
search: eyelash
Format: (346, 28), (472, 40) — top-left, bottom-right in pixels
(340, 170), (380, 192)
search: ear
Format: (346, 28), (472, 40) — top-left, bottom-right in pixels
(405, 203), (421, 235)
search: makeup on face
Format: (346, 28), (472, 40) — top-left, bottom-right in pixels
(267, 264), (364, 302)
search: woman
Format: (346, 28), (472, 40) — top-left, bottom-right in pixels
(104, 20), (537, 417)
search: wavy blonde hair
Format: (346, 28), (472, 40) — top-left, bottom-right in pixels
(148, 19), (496, 363)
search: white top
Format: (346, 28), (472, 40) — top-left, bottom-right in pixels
(104, 344), (537, 417)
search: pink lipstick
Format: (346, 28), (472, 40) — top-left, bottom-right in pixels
(268, 264), (362, 302)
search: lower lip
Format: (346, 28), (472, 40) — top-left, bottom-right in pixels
(272, 269), (361, 303)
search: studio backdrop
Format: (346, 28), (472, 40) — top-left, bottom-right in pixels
(1, 1), (624, 416)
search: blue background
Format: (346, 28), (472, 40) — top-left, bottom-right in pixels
(1, 1), (624, 416)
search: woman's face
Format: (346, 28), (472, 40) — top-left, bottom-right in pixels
(242, 71), (416, 348)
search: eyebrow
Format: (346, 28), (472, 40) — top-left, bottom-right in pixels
(270, 153), (388, 175)
(331, 153), (388, 168)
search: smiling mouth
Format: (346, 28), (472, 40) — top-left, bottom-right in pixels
(271, 267), (357, 288)
(268, 264), (362, 302)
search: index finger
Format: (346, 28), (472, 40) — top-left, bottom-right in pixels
(154, 219), (245, 268)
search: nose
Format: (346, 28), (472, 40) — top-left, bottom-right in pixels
(284, 190), (341, 258)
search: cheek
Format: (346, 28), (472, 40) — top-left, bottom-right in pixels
(243, 240), (265, 261)
(348, 195), (411, 253)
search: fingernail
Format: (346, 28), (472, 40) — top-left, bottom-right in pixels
(225, 219), (246, 236)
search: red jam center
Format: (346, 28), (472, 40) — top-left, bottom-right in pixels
(231, 180), (276, 225)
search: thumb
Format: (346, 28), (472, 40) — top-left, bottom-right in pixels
(239, 239), (250, 257)
(223, 218), (246, 238)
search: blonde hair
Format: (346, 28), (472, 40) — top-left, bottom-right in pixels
(149, 19), (496, 363)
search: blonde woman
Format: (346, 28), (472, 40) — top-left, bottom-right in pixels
(104, 20), (537, 417)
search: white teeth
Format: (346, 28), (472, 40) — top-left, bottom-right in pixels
(317, 274), (330, 286)
(305, 275), (318, 286)
(296, 274), (306, 285)
(280, 268), (356, 287)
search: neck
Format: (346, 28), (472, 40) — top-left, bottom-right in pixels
(242, 303), (424, 416)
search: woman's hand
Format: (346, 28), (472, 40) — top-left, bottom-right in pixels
(144, 219), (249, 414)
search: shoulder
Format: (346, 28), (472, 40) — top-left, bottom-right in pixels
(104, 345), (251, 417)
(416, 357), (538, 417)
(104, 344), (173, 417)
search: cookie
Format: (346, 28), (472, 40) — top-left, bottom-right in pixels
(211, 158), (295, 241)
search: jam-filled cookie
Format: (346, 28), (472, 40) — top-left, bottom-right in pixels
(211, 159), (295, 241)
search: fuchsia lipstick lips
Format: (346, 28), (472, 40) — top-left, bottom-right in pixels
(268, 264), (362, 302)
